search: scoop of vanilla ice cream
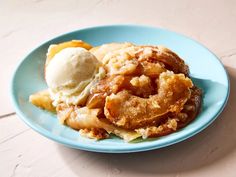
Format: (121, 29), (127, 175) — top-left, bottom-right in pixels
(45, 47), (105, 106)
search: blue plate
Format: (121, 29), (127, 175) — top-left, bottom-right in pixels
(11, 25), (229, 153)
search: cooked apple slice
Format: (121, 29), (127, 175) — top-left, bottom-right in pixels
(29, 90), (55, 112)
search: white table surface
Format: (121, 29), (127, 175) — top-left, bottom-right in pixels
(1, 0), (236, 176)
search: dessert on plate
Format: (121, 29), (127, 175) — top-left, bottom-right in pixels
(29, 40), (202, 142)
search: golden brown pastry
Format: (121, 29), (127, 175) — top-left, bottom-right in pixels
(29, 40), (202, 142)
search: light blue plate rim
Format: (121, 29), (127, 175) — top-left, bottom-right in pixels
(10, 24), (230, 153)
